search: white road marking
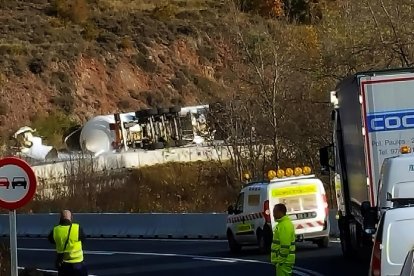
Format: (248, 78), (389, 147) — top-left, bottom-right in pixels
(18, 247), (269, 263)
(18, 266), (97, 276)
(295, 266), (326, 276)
(18, 237), (227, 243)
(193, 257), (237, 263)
(293, 270), (315, 276)
(18, 248), (322, 276)
(87, 238), (227, 243)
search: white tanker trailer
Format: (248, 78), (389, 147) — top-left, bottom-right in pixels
(78, 112), (136, 156)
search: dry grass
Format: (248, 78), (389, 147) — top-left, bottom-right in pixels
(99, 0), (157, 12)
(0, 241), (10, 276)
(22, 161), (240, 213)
(98, 0), (210, 12)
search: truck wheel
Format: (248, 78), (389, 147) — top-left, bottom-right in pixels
(316, 236), (330, 248)
(169, 106), (181, 113)
(150, 142), (164, 150)
(227, 230), (241, 254)
(157, 107), (170, 115)
(339, 217), (356, 259)
(166, 140), (176, 147)
(175, 140), (187, 147)
(136, 109), (158, 118)
(143, 108), (158, 116)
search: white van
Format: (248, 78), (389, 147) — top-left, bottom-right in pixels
(369, 199), (414, 276)
(226, 167), (330, 253)
(377, 146), (414, 215)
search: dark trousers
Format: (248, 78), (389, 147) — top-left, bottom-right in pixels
(58, 262), (88, 276)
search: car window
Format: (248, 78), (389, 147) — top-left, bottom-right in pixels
(235, 192), (244, 213)
(247, 194), (260, 206)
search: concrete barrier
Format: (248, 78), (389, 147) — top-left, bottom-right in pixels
(0, 210), (339, 239)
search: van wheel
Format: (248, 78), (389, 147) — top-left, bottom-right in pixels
(227, 231), (241, 254)
(316, 236), (330, 248)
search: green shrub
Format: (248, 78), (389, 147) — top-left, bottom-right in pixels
(81, 22), (100, 41)
(31, 111), (78, 149)
(0, 44), (27, 56)
(50, 0), (89, 24)
(192, 74), (221, 97)
(28, 57), (45, 74)
(151, 3), (178, 21)
(51, 94), (75, 113)
(118, 36), (134, 50)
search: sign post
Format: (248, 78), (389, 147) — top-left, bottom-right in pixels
(0, 157), (37, 276)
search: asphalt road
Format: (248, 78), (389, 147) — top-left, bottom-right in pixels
(17, 238), (369, 276)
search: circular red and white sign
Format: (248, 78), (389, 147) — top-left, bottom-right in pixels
(0, 157), (37, 210)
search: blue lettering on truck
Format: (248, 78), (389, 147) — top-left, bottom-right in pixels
(367, 110), (414, 132)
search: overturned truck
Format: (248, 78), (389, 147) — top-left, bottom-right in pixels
(64, 105), (215, 156)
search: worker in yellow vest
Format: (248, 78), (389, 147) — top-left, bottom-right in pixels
(48, 210), (87, 276)
(271, 204), (296, 276)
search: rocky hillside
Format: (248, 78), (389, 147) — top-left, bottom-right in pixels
(0, 0), (236, 138)
(2, 0), (413, 168)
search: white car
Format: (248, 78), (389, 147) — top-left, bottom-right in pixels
(369, 198), (414, 276)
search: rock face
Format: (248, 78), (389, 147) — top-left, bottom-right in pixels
(0, 0), (236, 138)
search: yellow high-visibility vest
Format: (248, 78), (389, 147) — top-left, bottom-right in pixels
(271, 216), (296, 265)
(53, 223), (84, 263)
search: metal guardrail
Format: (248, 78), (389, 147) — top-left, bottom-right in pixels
(0, 210), (339, 239)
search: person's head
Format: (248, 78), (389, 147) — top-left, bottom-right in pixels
(60, 209), (72, 222)
(273, 203), (287, 220)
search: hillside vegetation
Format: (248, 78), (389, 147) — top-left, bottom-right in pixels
(1, 0), (413, 201)
(1, 0), (412, 154)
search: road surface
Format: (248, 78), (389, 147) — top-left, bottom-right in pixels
(17, 238), (369, 276)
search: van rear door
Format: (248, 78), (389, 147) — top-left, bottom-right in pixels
(382, 207), (414, 276)
(268, 178), (327, 236)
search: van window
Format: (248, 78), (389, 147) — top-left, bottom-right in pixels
(279, 194), (318, 212)
(393, 181), (414, 198)
(235, 192), (244, 212)
(248, 194), (260, 206)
